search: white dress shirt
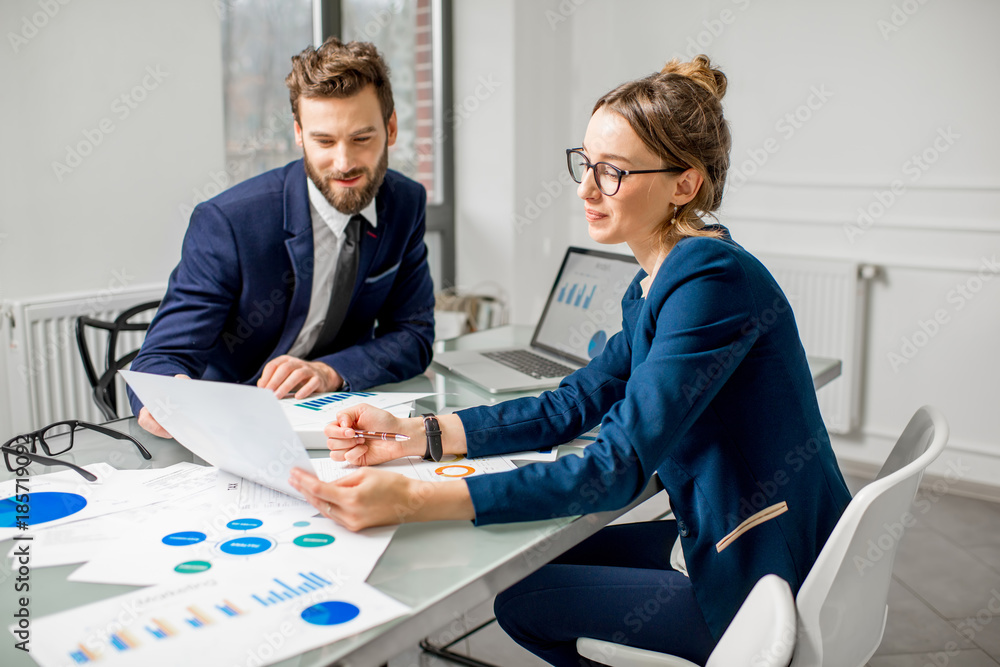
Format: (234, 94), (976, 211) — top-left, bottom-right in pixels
(285, 178), (378, 360)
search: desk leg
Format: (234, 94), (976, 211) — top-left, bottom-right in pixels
(419, 617), (500, 667)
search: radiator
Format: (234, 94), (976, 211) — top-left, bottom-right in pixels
(2, 285), (165, 435)
(758, 256), (875, 434)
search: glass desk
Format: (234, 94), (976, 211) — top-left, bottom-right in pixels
(0, 325), (840, 667)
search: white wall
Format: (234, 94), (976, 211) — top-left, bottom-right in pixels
(0, 0), (224, 302)
(0, 0), (224, 434)
(454, 0), (1000, 490)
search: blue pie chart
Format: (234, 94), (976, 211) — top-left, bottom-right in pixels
(588, 330), (608, 358)
(0, 492), (87, 528)
(301, 601), (361, 626)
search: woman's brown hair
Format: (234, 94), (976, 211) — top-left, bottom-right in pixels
(592, 54), (731, 249)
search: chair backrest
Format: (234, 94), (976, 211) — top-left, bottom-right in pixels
(707, 574), (797, 667)
(75, 300), (160, 421)
(790, 406), (949, 667)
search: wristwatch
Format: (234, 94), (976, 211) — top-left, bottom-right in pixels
(422, 413), (443, 462)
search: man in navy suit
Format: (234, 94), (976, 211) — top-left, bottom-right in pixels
(130, 38), (435, 437)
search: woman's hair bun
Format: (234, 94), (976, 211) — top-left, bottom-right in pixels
(660, 54), (727, 101)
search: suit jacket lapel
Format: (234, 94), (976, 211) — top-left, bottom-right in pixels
(271, 162), (313, 364)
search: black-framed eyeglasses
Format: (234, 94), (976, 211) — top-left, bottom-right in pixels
(566, 148), (686, 197)
(2, 420), (152, 482)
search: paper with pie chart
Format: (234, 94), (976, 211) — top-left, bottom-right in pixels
(68, 505), (397, 587)
(0, 462), (216, 542)
(311, 453), (519, 484)
(25, 564), (409, 667)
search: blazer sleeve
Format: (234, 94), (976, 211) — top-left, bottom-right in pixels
(128, 202), (241, 414)
(457, 325), (634, 457)
(315, 190), (436, 390)
(463, 242), (762, 525)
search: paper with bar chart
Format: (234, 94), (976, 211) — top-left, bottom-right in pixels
(67, 505), (397, 587)
(25, 565), (409, 667)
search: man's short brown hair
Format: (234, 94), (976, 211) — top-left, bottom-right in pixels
(286, 37), (394, 124)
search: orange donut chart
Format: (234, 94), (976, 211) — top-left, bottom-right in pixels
(435, 464), (476, 478)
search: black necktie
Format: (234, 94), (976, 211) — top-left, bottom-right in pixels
(311, 214), (362, 357)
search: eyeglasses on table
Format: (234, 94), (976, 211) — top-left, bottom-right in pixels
(2, 420), (152, 482)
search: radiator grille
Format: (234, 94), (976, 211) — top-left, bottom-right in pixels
(3, 286), (164, 434)
(758, 256), (871, 434)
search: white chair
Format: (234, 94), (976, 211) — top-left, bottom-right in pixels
(790, 405), (948, 666)
(576, 574), (797, 667)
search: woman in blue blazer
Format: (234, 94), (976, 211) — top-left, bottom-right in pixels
(290, 55), (852, 665)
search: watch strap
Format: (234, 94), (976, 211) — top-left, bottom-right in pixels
(422, 413), (443, 462)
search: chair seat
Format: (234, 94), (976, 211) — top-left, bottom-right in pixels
(577, 574), (796, 667)
(577, 637), (699, 667)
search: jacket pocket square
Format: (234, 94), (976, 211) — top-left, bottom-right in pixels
(365, 261), (401, 284)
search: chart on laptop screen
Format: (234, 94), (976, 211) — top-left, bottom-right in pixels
(534, 251), (639, 361)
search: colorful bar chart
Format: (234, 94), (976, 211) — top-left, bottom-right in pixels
(145, 618), (177, 640)
(216, 600), (244, 617)
(185, 606), (213, 628)
(109, 629), (140, 652)
(252, 572), (333, 608)
(295, 392), (376, 411)
(69, 644), (98, 664)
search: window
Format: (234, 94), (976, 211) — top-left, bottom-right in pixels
(220, 0), (455, 287)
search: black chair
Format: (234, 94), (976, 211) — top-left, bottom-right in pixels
(75, 300), (161, 421)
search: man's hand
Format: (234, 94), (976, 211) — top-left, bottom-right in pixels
(258, 355), (342, 399)
(137, 407), (171, 439)
(136, 373), (190, 438)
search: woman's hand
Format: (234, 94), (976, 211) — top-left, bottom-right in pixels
(324, 404), (421, 466)
(288, 466), (475, 531)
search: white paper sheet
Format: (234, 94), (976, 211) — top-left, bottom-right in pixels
(121, 371), (316, 500)
(311, 453), (518, 484)
(7, 483), (218, 568)
(280, 392), (432, 448)
(23, 565), (409, 667)
(69, 505), (397, 587)
(0, 463), (214, 541)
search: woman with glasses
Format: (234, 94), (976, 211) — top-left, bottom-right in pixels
(289, 55), (851, 665)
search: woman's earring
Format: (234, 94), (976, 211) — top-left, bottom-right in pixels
(671, 204), (679, 225)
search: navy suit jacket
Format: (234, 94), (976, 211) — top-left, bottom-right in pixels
(129, 160), (434, 415)
(457, 228), (851, 640)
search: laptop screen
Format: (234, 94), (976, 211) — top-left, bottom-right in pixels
(531, 247), (639, 365)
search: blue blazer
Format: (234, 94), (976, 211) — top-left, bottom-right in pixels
(129, 160), (435, 414)
(458, 228), (851, 640)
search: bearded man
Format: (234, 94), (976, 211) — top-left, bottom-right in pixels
(129, 38), (435, 438)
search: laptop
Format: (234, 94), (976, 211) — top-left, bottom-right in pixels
(433, 247), (639, 393)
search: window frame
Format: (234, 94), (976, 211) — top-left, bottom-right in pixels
(317, 0), (455, 288)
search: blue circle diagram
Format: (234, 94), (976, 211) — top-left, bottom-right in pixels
(162, 531), (208, 547)
(293, 521), (310, 527)
(226, 518), (263, 531)
(218, 536), (274, 556)
(0, 492), (87, 528)
(588, 330), (608, 358)
(301, 601), (361, 626)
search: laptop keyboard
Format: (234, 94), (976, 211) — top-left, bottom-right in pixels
(482, 350), (575, 379)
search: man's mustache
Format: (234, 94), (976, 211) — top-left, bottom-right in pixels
(328, 168), (367, 181)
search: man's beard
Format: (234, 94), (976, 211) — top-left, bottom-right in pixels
(304, 142), (389, 215)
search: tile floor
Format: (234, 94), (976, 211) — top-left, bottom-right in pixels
(387, 474), (1000, 667)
